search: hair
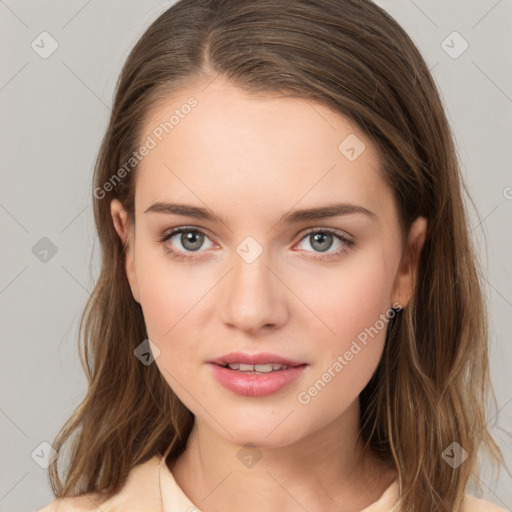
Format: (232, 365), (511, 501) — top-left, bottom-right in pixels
(47, 1), (507, 510)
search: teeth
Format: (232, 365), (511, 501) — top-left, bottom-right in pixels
(226, 363), (289, 372)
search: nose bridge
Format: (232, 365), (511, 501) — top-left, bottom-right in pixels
(219, 242), (287, 332)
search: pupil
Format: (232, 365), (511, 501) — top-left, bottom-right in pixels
(311, 232), (332, 252)
(182, 231), (203, 251)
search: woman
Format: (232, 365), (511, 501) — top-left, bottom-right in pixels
(38, 1), (507, 511)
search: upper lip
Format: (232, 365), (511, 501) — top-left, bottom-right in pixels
(208, 352), (306, 367)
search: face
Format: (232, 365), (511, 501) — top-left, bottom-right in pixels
(111, 77), (426, 448)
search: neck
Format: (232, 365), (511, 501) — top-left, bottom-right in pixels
(167, 399), (397, 512)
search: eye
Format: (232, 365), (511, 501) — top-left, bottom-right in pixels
(159, 226), (354, 262)
(294, 228), (354, 261)
(159, 226), (214, 261)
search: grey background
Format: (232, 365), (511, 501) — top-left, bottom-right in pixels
(0, 1), (511, 511)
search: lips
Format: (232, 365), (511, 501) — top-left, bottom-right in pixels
(208, 351), (306, 368)
(209, 362), (308, 397)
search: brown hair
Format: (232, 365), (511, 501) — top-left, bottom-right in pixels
(48, 1), (506, 510)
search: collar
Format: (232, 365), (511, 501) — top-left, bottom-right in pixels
(158, 453), (401, 512)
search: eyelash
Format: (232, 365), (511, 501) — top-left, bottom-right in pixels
(158, 226), (354, 262)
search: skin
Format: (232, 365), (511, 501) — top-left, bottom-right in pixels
(111, 76), (427, 512)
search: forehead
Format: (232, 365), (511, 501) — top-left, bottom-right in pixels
(135, 77), (395, 226)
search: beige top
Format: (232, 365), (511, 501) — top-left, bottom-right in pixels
(36, 454), (507, 512)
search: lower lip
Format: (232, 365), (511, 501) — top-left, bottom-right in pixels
(209, 363), (308, 397)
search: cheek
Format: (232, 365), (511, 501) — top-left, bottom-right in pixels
(298, 252), (395, 392)
(307, 254), (394, 343)
(134, 246), (203, 344)
(136, 266), (203, 384)
(133, 247), (226, 391)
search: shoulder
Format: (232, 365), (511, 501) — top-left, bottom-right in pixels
(35, 492), (106, 512)
(35, 455), (163, 512)
(460, 494), (508, 512)
(385, 489), (506, 512)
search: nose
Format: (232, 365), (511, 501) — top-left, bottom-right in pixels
(219, 250), (289, 334)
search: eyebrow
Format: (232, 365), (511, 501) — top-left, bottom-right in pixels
(144, 201), (376, 226)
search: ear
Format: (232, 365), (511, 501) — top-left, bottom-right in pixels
(110, 198), (141, 304)
(391, 216), (427, 309)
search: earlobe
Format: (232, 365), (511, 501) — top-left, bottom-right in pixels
(110, 199), (141, 304)
(391, 216), (428, 309)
